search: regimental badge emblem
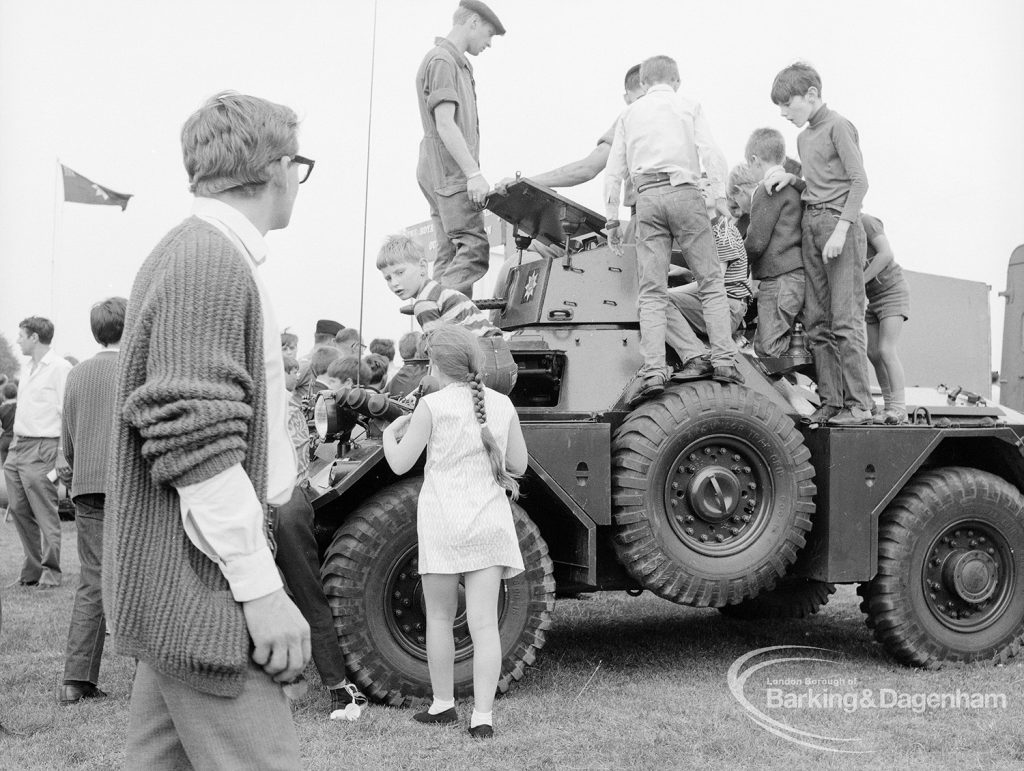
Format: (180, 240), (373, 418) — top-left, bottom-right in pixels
(522, 270), (539, 303)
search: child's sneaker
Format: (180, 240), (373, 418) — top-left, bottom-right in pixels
(329, 683), (368, 721)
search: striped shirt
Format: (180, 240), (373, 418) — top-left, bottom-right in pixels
(713, 218), (752, 302)
(414, 279), (501, 337)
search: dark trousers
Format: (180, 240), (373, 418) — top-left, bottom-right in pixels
(271, 485), (347, 687)
(801, 209), (872, 411)
(4, 436), (61, 584)
(63, 494), (106, 684)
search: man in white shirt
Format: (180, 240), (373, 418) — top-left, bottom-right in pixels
(605, 55), (741, 407)
(107, 92), (312, 769)
(4, 316), (72, 589)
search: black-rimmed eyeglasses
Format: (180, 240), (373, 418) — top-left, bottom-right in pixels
(289, 154), (315, 184)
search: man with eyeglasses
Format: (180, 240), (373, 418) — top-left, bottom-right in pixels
(105, 91), (313, 769)
(416, 0), (506, 297)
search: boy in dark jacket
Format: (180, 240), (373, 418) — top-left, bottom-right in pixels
(743, 128), (806, 358)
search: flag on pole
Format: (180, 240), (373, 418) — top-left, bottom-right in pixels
(61, 164), (132, 210)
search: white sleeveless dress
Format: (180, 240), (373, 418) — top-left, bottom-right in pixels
(417, 383), (524, 579)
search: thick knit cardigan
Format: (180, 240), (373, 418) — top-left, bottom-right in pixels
(62, 350), (119, 499)
(102, 217), (268, 698)
(744, 183), (804, 280)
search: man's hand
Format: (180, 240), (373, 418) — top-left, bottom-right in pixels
(468, 175), (490, 209)
(493, 177), (516, 196)
(822, 220), (850, 263)
(243, 588), (311, 683)
(55, 453), (72, 487)
(765, 171), (797, 195)
(607, 224), (624, 256)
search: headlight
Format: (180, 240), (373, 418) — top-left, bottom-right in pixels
(314, 391), (337, 439)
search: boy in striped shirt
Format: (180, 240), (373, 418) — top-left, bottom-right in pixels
(377, 234), (517, 394)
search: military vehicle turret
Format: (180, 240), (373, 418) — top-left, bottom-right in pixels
(309, 179), (1024, 705)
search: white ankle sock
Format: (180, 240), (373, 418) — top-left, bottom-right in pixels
(470, 709), (492, 728)
(428, 698), (455, 715)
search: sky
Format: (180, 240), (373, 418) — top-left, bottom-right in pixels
(1, 0), (1023, 371)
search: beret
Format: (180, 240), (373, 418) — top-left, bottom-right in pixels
(315, 319), (344, 336)
(460, 0), (505, 35)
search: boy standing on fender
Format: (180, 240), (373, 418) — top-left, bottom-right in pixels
(770, 62), (872, 425)
(605, 55), (741, 409)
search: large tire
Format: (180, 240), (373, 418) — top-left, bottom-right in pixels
(611, 381), (816, 607)
(858, 467), (1024, 668)
(321, 478), (555, 706)
(718, 576), (836, 620)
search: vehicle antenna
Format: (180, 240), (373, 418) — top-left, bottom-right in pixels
(355, 0), (380, 385)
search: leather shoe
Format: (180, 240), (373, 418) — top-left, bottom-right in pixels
(712, 365), (744, 385)
(671, 356), (713, 382)
(802, 405), (840, 425)
(413, 707), (457, 724)
(5, 579), (38, 589)
(827, 407), (873, 426)
(624, 370), (667, 409)
(468, 724), (494, 739)
(57, 682), (108, 705)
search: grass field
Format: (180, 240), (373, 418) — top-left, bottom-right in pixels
(2, 518), (1024, 770)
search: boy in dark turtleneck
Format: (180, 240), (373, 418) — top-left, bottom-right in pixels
(770, 62), (873, 426)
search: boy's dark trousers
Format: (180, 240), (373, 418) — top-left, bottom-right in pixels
(63, 493), (106, 684)
(801, 208), (873, 412)
(271, 484), (348, 687)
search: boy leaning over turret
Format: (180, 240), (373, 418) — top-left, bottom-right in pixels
(770, 62), (873, 425)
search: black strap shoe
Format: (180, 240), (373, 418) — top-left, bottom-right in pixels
(413, 707), (457, 724)
(468, 724), (494, 739)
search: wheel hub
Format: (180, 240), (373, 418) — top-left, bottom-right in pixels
(943, 550), (999, 604)
(923, 524), (1011, 629)
(664, 437), (773, 555)
(687, 468), (741, 523)
(384, 547), (507, 662)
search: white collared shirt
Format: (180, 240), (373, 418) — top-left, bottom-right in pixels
(13, 348), (72, 438)
(605, 83), (728, 219)
(173, 197), (297, 602)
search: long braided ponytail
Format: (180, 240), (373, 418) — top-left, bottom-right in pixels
(425, 324), (520, 499)
(468, 370), (520, 500)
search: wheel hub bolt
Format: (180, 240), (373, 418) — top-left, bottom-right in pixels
(967, 530), (974, 537)
(685, 527), (694, 535)
(730, 528), (740, 535)
(988, 548), (995, 555)
(672, 481), (680, 489)
(741, 514), (751, 522)
(954, 531), (962, 538)
(970, 540), (978, 547)
(732, 454), (741, 462)
(686, 466), (695, 473)
(700, 534), (708, 542)
(747, 482), (757, 490)
(929, 592), (937, 600)
(395, 609), (403, 617)
(742, 466), (751, 474)
(979, 537), (986, 543)
(689, 454), (697, 461)
(686, 515), (694, 523)
(704, 448), (712, 455)
(716, 534), (725, 542)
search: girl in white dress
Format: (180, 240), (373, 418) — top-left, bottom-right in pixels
(383, 324), (527, 739)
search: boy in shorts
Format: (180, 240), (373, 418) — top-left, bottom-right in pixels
(771, 62), (872, 425)
(861, 214), (910, 423)
(377, 234), (517, 394)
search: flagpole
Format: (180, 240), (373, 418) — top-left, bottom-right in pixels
(51, 159), (62, 320)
